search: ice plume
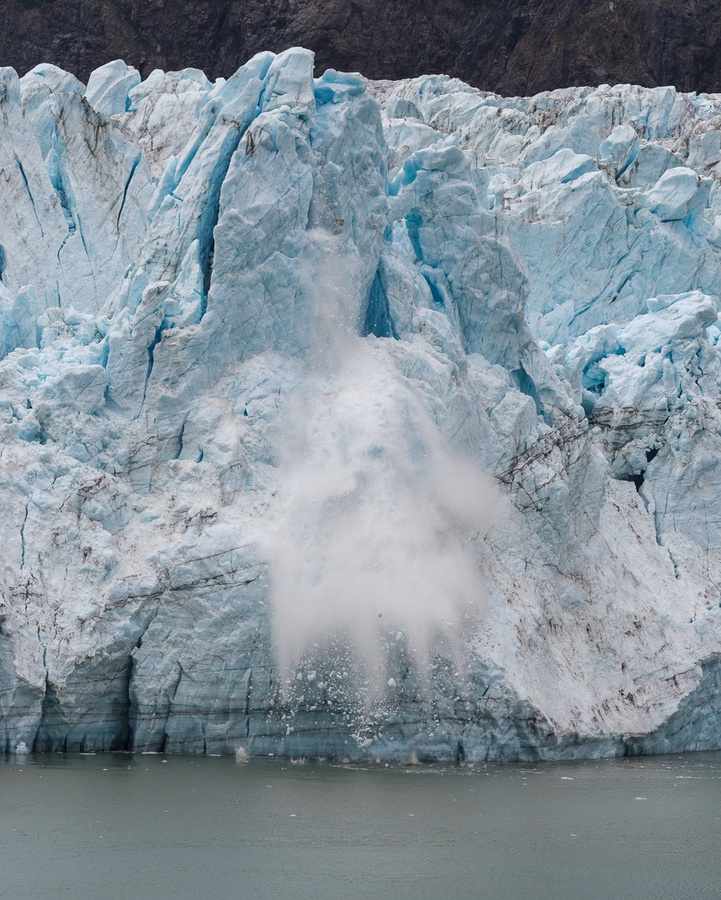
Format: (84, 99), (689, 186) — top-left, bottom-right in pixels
(266, 230), (498, 704)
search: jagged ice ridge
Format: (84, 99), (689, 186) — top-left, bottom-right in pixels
(2, 49), (721, 761)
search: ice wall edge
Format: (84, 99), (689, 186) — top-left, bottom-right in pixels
(2, 51), (721, 761)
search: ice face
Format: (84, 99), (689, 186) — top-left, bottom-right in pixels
(1, 50), (721, 761)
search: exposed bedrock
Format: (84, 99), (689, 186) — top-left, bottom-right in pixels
(3, 0), (721, 97)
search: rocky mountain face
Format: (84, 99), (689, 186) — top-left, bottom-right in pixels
(1, 0), (721, 95)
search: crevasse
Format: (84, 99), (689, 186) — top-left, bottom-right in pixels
(2, 49), (721, 761)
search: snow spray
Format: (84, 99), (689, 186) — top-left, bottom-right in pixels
(266, 230), (498, 711)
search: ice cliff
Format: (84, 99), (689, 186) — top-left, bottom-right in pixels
(2, 49), (721, 761)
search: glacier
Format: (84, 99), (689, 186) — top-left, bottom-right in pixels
(2, 48), (721, 761)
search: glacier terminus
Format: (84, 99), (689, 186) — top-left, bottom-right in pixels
(2, 48), (721, 762)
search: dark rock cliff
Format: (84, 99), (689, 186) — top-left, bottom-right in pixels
(1, 0), (721, 94)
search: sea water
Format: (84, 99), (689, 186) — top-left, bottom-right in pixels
(2, 752), (720, 899)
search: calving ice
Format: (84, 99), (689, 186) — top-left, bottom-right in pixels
(1, 48), (721, 761)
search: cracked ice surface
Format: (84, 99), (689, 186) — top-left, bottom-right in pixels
(2, 50), (721, 761)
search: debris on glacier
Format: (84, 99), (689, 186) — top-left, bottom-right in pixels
(2, 49), (721, 761)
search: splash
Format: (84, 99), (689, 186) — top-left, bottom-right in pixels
(266, 230), (498, 707)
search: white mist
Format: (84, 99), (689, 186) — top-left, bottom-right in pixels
(266, 230), (497, 704)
